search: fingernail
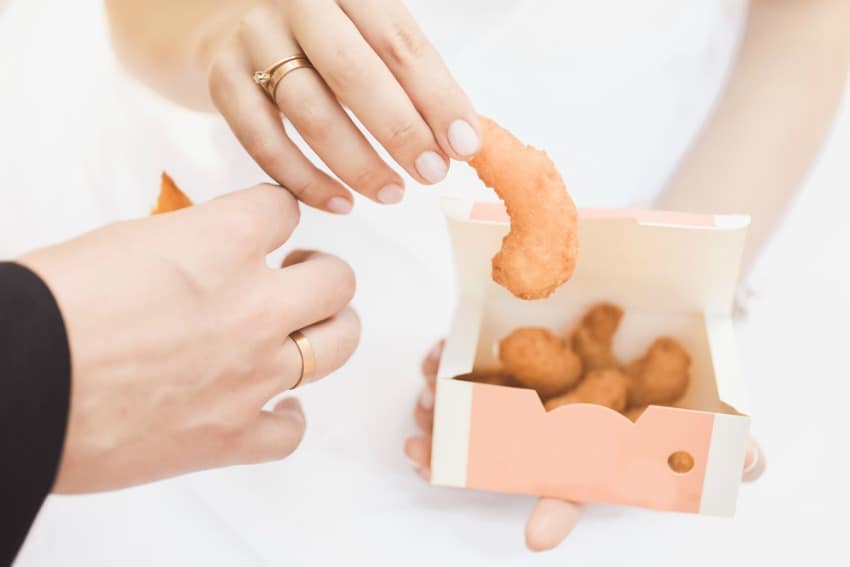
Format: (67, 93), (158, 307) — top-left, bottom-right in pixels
(416, 466), (431, 481)
(418, 386), (434, 411)
(448, 119), (480, 156)
(415, 151), (448, 184)
(377, 184), (404, 204)
(327, 197), (353, 214)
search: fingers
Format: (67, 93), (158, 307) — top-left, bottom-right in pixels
(525, 498), (584, 552)
(209, 41), (353, 214)
(236, 397), (307, 464)
(276, 251), (357, 333)
(420, 339), (444, 382)
(404, 435), (432, 480)
(237, 8), (406, 204)
(414, 392), (434, 434)
(742, 437), (765, 482)
(338, 0), (481, 159)
(275, 306), (361, 391)
(204, 183), (301, 253)
(288, 0), (450, 185)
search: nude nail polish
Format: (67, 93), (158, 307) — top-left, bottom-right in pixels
(415, 151), (448, 184)
(448, 119), (480, 156)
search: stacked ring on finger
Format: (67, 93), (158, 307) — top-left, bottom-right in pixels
(253, 55), (315, 100)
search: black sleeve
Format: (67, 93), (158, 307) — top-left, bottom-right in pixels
(0, 262), (71, 565)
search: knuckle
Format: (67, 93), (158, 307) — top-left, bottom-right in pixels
(384, 117), (423, 154)
(238, 3), (274, 41)
(325, 47), (368, 91)
(349, 166), (383, 193)
(382, 21), (428, 68)
(331, 259), (357, 302)
(221, 205), (264, 250)
(287, 96), (335, 142)
(245, 135), (285, 171)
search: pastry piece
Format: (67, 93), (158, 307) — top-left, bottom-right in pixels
(152, 172), (192, 214)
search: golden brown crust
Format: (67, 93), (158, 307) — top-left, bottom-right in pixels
(152, 172), (193, 215)
(498, 327), (582, 398)
(469, 116), (579, 300)
(570, 303), (624, 371)
(543, 369), (629, 412)
(623, 405), (647, 422)
(625, 337), (691, 407)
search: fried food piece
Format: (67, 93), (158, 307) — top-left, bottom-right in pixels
(624, 406), (647, 422)
(499, 327), (582, 398)
(625, 337), (691, 407)
(469, 116), (579, 300)
(454, 370), (519, 387)
(543, 369), (629, 413)
(570, 303), (624, 371)
(152, 172), (192, 214)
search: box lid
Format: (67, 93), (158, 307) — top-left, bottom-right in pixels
(442, 198), (750, 314)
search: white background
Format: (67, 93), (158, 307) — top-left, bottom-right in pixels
(2, 0), (849, 565)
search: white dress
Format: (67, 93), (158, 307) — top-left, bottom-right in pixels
(5, 0), (849, 565)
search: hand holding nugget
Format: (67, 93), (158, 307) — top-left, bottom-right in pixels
(499, 327), (582, 398)
(469, 117), (579, 299)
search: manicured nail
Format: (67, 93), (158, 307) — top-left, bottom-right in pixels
(415, 151), (448, 184)
(418, 386), (434, 411)
(377, 184), (404, 204)
(327, 197), (353, 214)
(448, 119), (480, 156)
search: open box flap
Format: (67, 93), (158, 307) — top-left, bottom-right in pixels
(442, 198), (750, 315)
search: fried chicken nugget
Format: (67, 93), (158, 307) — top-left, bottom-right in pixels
(625, 337), (691, 407)
(570, 303), (624, 371)
(543, 369), (629, 413)
(152, 172), (193, 214)
(498, 327), (582, 398)
(469, 117), (579, 300)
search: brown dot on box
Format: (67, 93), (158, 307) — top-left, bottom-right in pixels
(667, 451), (695, 474)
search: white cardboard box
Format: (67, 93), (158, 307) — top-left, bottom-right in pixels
(431, 198), (751, 516)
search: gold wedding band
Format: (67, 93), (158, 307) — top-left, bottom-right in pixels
(289, 330), (316, 390)
(253, 55), (314, 100)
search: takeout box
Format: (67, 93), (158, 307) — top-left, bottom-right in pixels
(430, 199), (751, 516)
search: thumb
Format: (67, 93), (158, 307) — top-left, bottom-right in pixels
(238, 397), (307, 464)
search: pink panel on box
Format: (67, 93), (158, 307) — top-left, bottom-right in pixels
(468, 202), (716, 227)
(465, 384), (715, 512)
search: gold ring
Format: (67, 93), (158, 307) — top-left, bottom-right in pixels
(253, 55), (313, 100)
(289, 330), (316, 390)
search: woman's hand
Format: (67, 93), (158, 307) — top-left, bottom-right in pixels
(19, 184), (360, 493)
(206, 0), (480, 213)
(405, 341), (766, 551)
